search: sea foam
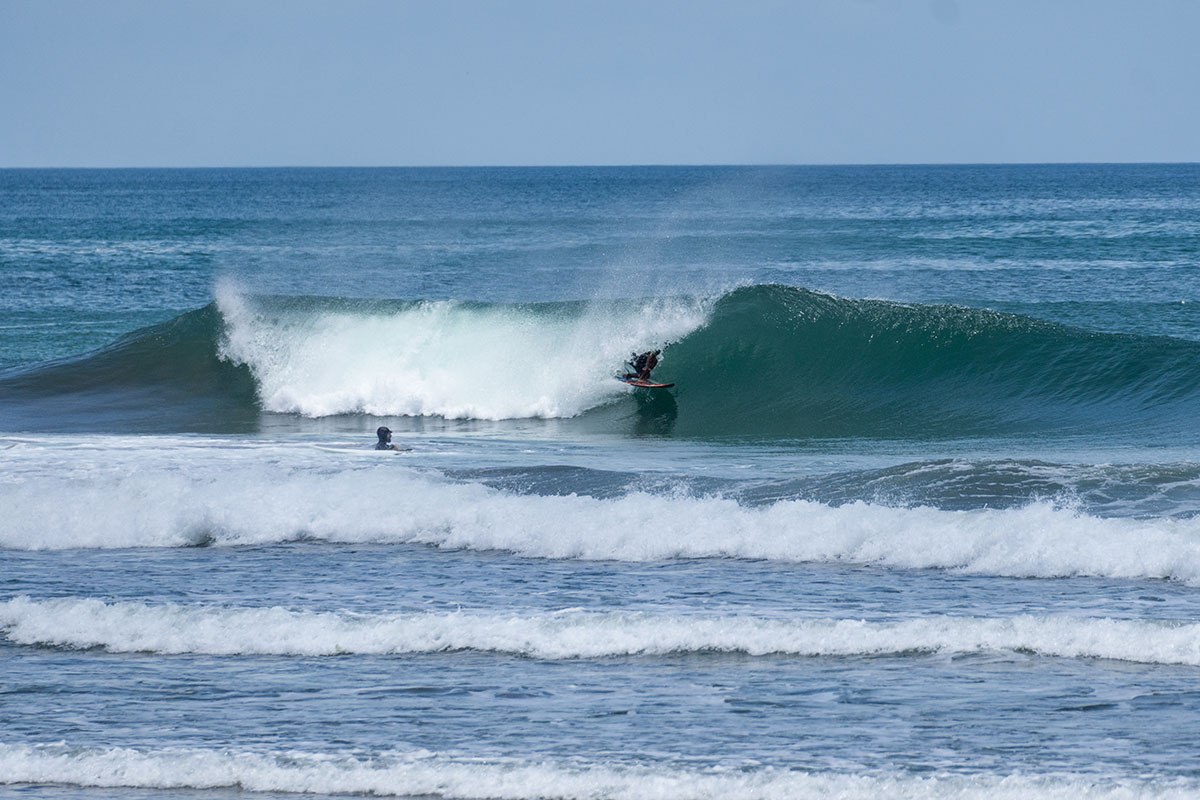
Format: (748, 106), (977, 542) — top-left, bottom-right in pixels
(2, 743), (1198, 800)
(5, 597), (1200, 665)
(5, 453), (1200, 584)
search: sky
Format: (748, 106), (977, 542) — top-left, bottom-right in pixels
(1, 0), (1198, 167)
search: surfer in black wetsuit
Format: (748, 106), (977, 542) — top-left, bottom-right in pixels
(375, 426), (406, 451)
(629, 350), (661, 382)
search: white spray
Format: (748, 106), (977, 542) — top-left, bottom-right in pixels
(215, 284), (708, 419)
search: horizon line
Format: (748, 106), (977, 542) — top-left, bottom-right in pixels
(3, 160), (1199, 171)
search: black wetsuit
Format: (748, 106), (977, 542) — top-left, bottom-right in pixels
(632, 351), (659, 380)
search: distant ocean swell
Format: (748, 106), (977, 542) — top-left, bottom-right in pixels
(3, 743), (1199, 800)
(7, 597), (1200, 665)
(6, 464), (1200, 583)
(3, 284), (1200, 437)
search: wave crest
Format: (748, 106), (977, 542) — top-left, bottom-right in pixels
(1, 742), (1196, 799)
(6, 598), (1200, 665)
(6, 461), (1200, 584)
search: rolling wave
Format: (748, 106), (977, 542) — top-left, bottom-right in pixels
(6, 597), (1200, 665)
(5, 460), (1200, 583)
(3, 284), (1200, 439)
(0, 743), (1196, 799)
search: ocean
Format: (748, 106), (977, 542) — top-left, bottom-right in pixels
(3, 164), (1200, 799)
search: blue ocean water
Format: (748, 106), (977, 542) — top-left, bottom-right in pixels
(4, 165), (1200, 799)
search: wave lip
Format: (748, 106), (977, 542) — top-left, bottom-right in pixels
(5, 598), (1200, 666)
(2, 743), (1198, 800)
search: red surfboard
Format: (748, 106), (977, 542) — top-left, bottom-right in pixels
(617, 375), (675, 389)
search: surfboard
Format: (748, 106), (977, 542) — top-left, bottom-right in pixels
(617, 375), (675, 389)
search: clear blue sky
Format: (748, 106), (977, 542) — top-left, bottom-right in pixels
(2, 0), (1197, 167)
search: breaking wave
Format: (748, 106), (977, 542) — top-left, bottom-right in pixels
(6, 597), (1200, 665)
(6, 460), (1200, 584)
(4, 284), (1200, 438)
(1, 743), (1197, 800)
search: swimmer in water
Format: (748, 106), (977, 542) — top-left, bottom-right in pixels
(375, 426), (407, 451)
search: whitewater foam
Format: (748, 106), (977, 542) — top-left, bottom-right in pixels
(5, 598), (1200, 665)
(215, 286), (709, 419)
(6, 450), (1200, 583)
(2, 743), (1197, 800)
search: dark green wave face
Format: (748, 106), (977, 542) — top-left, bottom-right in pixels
(4, 284), (1200, 441)
(0, 305), (260, 433)
(629, 285), (1200, 440)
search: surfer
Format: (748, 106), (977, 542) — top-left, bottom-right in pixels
(375, 426), (406, 452)
(630, 350), (661, 382)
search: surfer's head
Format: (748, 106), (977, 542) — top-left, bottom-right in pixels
(376, 426), (392, 443)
